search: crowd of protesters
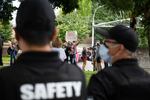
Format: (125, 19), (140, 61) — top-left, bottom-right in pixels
(63, 41), (79, 65)
(6, 38), (110, 71)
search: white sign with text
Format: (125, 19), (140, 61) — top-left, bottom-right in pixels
(65, 31), (78, 42)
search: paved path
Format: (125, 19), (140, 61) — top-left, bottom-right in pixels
(77, 61), (106, 71)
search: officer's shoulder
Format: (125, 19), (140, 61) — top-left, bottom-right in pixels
(63, 62), (83, 72)
(95, 67), (119, 78)
(62, 62), (84, 76)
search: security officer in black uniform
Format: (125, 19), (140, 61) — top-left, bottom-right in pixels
(87, 25), (150, 100)
(0, 0), (86, 100)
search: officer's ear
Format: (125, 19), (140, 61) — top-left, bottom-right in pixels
(114, 44), (124, 55)
(119, 44), (125, 51)
(116, 44), (125, 55)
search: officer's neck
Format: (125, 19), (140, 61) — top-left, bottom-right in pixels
(112, 50), (134, 64)
(18, 39), (52, 52)
(23, 45), (51, 52)
(22, 44), (51, 52)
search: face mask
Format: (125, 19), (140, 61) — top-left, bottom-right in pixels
(99, 44), (112, 63)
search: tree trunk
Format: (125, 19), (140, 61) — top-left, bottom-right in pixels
(144, 8), (150, 58)
(147, 28), (150, 57)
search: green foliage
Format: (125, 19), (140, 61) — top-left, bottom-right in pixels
(56, 0), (92, 41)
(0, 22), (12, 42)
(0, 1), (16, 23)
(94, 8), (129, 24)
(48, 0), (79, 14)
(57, 12), (91, 41)
(92, 0), (129, 23)
(137, 28), (148, 48)
(95, 0), (133, 12)
(78, 0), (92, 16)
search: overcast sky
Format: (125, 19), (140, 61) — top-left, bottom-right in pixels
(10, 0), (20, 27)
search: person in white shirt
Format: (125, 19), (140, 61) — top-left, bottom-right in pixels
(52, 37), (66, 61)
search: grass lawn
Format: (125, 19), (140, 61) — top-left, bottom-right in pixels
(84, 71), (97, 84)
(2, 56), (10, 64)
(1, 56), (97, 84)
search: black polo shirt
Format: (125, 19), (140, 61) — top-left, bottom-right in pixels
(88, 59), (150, 100)
(0, 51), (86, 100)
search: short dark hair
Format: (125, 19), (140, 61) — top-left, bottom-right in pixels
(16, 0), (56, 46)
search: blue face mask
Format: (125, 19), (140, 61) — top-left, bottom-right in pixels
(99, 44), (112, 63)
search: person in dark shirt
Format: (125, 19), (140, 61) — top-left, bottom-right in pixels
(88, 25), (150, 100)
(64, 41), (72, 63)
(70, 41), (79, 65)
(95, 42), (102, 71)
(0, 0), (86, 100)
(7, 42), (18, 66)
(81, 47), (87, 71)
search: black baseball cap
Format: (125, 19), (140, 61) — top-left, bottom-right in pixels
(96, 25), (138, 52)
(16, 0), (56, 35)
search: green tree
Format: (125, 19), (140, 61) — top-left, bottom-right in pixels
(48, 0), (79, 14)
(56, 0), (92, 41)
(94, 0), (150, 56)
(57, 12), (91, 41)
(0, 22), (12, 41)
(78, 0), (92, 16)
(92, 0), (129, 24)
(0, 0), (16, 23)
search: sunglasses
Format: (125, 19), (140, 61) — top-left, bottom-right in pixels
(104, 39), (118, 44)
(104, 39), (119, 48)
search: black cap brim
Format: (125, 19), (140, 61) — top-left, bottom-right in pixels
(95, 27), (110, 38)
